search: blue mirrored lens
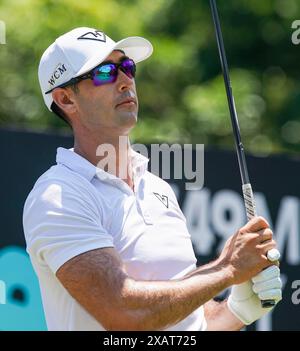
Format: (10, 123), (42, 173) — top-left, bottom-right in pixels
(93, 64), (117, 85)
(91, 59), (136, 86)
(120, 59), (136, 78)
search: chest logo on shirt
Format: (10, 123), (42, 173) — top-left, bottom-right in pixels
(153, 193), (169, 208)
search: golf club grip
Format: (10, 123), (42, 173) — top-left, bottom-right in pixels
(242, 184), (276, 308)
(242, 183), (257, 221)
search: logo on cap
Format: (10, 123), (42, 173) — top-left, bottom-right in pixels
(48, 63), (67, 87)
(77, 30), (106, 43)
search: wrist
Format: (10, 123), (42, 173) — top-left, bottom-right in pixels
(227, 281), (256, 325)
(214, 259), (235, 288)
(224, 298), (245, 330)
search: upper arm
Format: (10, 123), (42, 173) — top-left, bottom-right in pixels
(23, 180), (114, 272)
(23, 180), (128, 329)
(56, 247), (130, 330)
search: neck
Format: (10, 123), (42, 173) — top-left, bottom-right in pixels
(73, 126), (134, 190)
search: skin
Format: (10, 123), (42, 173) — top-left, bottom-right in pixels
(52, 51), (278, 331)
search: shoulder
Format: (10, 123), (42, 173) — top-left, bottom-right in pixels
(144, 171), (178, 199)
(23, 164), (100, 225)
(27, 163), (97, 200)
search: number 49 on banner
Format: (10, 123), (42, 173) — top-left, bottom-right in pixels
(0, 280), (5, 304)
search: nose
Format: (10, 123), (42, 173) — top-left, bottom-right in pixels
(116, 69), (134, 92)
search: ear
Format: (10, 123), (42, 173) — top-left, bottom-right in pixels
(52, 88), (77, 116)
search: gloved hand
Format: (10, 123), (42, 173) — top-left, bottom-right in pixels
(227, 262), (282, 325)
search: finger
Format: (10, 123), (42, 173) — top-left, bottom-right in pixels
(241, 216), (269, 234)
(252, 277), (282, 293)
(252, 265), (280, 283)
(257, 240), (277, 254)
(256, 228), (273, 243)
(258, 288), (282, 301)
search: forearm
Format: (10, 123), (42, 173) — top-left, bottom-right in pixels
(204, 299), (244, 331)
(57, 248), (235, 331)
(115, 262), (234, 330)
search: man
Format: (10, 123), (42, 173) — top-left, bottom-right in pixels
(23, 27), (282, 331)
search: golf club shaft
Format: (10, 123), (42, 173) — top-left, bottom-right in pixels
(209, 0), (275, 308)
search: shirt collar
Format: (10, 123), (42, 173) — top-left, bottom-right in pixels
(131, 149), (149, 182)
(56, 147), (97, 181)
(56, 147), (149, 189)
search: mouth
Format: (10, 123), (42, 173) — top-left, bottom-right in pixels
(116, 98), (137, 108)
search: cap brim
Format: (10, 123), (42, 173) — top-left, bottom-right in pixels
(75, 36), (153, 77)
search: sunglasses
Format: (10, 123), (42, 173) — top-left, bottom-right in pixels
(45, 57), (136, 94)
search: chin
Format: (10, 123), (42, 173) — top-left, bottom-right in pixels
(118, 112), (138, 128)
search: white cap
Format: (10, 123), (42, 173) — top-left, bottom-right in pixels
(38, 27), (153, 111)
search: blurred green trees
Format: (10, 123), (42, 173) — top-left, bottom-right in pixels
(0, 0), (299, 155)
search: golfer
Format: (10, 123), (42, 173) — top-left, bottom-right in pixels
(23, 27), (282, 331)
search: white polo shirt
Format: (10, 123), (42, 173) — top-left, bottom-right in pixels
(23, 147), (206, 331)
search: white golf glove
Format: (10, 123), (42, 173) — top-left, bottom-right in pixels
(227, 250), (282, 325)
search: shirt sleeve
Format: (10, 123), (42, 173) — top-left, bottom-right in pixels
(23, 179), (114, 274)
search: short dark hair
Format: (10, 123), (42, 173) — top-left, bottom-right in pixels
(51, 101), (71, 126)
(50, 84), (80, 127)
